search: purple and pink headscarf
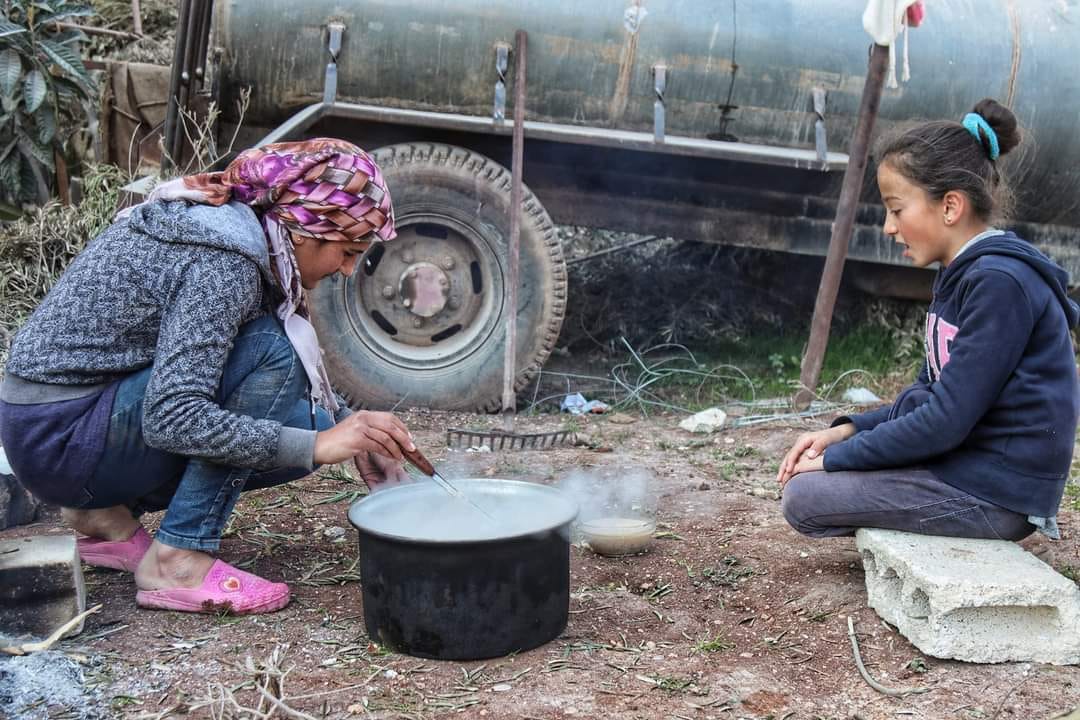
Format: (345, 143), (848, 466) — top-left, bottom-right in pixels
(139, 138), (397, 412)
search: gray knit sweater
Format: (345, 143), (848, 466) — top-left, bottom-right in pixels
(2, 200), (326, 471)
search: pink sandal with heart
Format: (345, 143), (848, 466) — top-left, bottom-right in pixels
(135, 559), (291, 615)
(77, 526), (153, 572)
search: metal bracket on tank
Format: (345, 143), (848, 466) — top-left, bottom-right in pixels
(493, 42), (510, 126)
(652, 64), (667, 144)
(323, 21), (345, 105)
(813, 87), (828, 167)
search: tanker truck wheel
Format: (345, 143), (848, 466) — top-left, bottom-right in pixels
(309, 143), (567, 412)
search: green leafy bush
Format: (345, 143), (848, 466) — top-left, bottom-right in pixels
(0, 1), (97, 211)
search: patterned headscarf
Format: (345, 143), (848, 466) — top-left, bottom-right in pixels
(135, 138), (397, 413)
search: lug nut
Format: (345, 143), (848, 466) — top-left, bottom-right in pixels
(447, 298), (460, 311)
(403, 298), (412, 308)
(412, 318), (423, 328)
(441, 256), (455, 270)
(402, 251), (414, 263)
(381, 285), (395, 299)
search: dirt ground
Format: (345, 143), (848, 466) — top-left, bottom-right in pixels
(3, 408), (1080, 720)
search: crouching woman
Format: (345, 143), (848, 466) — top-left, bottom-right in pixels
(0, 139), (415, 614)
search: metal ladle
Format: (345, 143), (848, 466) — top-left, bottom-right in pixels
(400, 445), (498, 522)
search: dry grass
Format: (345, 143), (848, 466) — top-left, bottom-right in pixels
(0, 163), (129, 366)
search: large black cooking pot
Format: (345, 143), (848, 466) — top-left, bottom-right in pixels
(347, 478), (577, 660)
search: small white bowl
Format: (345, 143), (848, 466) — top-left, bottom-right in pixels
(580, 517), (656, 557)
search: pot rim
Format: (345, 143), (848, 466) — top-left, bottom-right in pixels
(347, 477), (578, 544)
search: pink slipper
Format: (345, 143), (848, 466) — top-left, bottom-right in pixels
(78, 526), (153, 572)
(135, 559), (291, 615)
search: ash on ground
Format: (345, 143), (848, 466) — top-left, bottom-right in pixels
(0, 650), (104, 719)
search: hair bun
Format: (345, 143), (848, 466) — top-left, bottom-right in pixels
(971, 98), (1021, 157)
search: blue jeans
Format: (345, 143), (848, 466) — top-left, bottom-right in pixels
(88, 315), (333, 551)
(781, 468), (1035, 541)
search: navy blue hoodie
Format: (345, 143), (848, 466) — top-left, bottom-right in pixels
(824, 232), (1080, 517)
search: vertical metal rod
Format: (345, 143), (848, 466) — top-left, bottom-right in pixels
(162, 0), (192, 173)
(795, 43), (890, 410)
(171, 0), (206, 164)
(652, 64), (666, 144)
(501, 29), (527, 431)
(192, 0), (214, 83)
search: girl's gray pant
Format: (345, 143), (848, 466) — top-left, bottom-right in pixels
(781, 468), (1035, 541)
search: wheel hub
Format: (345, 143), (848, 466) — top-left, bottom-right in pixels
(398, 262), (449, 318)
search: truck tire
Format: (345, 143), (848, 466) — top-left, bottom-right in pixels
(309, 143), (567, 412)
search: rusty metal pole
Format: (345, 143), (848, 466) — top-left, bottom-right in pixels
(795, 43), (890, 410)
(501, 30), (528, 431)
(161, 0), (191, 174)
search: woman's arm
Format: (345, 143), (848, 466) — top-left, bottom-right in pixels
(141, 254), (303, 470)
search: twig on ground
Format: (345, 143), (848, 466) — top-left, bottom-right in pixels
(187, 644), (322, 719)
(990, 670), (1033, 720)
(1, 604), (102, 655)
(847, 617), (930, 698)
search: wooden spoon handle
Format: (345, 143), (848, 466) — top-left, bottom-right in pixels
(400, 444), (435, 477)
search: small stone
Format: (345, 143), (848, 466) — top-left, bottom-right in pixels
(679, 408), (727, 434)
(323, 526), (347, 541)
(799, 551), (809, 558)
(608, 413), (637, 425)
(698, 482), (711, 491)
(384, 669), (398, 679)
(492, 683), (512, 692)
(0, 464), (44, 531)
(738, 652), (753, 659)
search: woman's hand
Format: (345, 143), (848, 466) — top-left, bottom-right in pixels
(354, 451), (412, 491)
(314, 411), (414, 466)
(776, 423), (855, 487)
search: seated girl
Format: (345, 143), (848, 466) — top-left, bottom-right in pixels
(778, 99), (1079, 542)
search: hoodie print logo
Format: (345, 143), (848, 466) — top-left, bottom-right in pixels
(925, 312), (959, 381)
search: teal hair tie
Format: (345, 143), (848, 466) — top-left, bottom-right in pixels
(962, 113), (1000, 161)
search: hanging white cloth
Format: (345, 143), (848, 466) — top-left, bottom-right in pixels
(862, 0), (924, 88)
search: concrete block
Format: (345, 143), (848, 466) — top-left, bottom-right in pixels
(0, 535), (86, 645)
(856, 528), (1080, 665)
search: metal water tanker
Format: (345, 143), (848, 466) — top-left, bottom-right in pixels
(206, 0), (1080, 410)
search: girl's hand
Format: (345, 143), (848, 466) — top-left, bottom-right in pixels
(354, 451), (412, 492)
(790, 453), (825, 477)
(776, 423), (855, 486)
(314, 411), (415, 466)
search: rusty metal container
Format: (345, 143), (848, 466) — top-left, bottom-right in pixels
(213, 0), (1080, 228)
(204, 1), (1080, 409)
